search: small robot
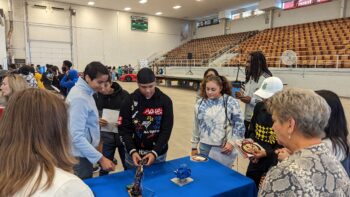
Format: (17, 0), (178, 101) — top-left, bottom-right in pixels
(127, 159), (148, 197)
(174, 165), (191, 181)
(171, 164), (193, 186)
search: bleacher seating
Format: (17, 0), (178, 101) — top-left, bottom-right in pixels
(226, 17), (350, 68)
(156, 31), (258, 67)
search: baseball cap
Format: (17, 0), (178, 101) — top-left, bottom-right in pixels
(137, 68), (155, 84)
(254, 77), (283, 99)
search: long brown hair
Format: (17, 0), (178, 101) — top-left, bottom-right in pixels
(0, 88), (76, 196)
(200, 75), (232, 99)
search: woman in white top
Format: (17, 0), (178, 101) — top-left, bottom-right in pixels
(316, 90), (350, 175)
(0, 88), (93, 197)
(236, 51), (272, 138)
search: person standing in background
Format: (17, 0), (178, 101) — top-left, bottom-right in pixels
(111, 66), (117, 81)
(316, 90), (350, 175)
(117, 66), (123, 79)
(236, 51), (272, 138)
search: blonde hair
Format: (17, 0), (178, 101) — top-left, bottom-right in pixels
(0, 88), (76, 196)
(266, 88), (330, 138)
(2, 74), (28, 101)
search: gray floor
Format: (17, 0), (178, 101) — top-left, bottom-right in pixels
(106, 81), (350, 175)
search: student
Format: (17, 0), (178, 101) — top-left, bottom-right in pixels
(0, 88), (93, 196)
(94, 76), (129, 174)
(119, 68), (174, 168)
(66, 61), (115, 179)
(191, 75), (245, 159)
(196, 68), (220, 100)
(245, 77), (284, 187)
(236, 51), (272, 138)
(18, 65), (38, 88)
(60, 69), (79, 95)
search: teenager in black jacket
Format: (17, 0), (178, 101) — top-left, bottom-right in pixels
(94, 77), (129, 174)
(118, 68), (174, 168)
(245, 77), (283, 188)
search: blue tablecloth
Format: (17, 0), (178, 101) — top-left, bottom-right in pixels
(84, 156), (257, 197)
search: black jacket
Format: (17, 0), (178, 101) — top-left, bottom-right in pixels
(118, 87), (174, 157)
(246, 101), (282, 178)
(94, 82), (129, 112)
(248, 102), (281, 159)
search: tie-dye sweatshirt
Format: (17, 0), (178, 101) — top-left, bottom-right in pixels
(191, 94), (245, 148)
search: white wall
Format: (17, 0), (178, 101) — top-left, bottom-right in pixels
(273, 0), (341, 27)
(0, 23), (6, 68)
(1, 0), (191, 71)
(194, 23), (224, 39)
(115, 11), (189, 69)
(229, 14), (268, 34)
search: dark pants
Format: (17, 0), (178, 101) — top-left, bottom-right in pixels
(246, 156), (277, 189)
(100, 132), (127, 176)
(74, 157), (93, 180)
(244, 120), (251, 138)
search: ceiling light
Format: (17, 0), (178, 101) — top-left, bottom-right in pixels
(155, 12), (162, 15)
(87, 1), (95, 6)
(196, 0), (202, 1)
(173, 5), (182, 9)
(124, 7), (131, 11)
(139, 0), (148, 4)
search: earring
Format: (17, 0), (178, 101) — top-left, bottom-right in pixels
(288, 135), (291, 140)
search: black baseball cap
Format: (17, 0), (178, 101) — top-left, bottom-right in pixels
(137, 68), (155, 84)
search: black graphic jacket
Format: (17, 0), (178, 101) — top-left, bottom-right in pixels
(118, 87), (174, 157)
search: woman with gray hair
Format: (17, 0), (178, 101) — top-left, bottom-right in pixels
(259, 88), (350, 196)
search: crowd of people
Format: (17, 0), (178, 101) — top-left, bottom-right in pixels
(0, 51), (349, 196)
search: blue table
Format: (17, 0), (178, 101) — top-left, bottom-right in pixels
(84, 156), (257, 197)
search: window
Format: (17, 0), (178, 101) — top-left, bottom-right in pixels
(212, 18), (220, 25)
(282, 1), (295, 9)
(197, 17), (220, 28)
(231, 13), (240, 20)
(242, 10), (252, 18)
(254, 9), (265, 16)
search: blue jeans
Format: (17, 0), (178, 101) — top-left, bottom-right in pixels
(125, 151), (167, 169)
(199, 143), (216, 157)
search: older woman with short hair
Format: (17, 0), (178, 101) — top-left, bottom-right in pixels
(259, 88), (350, 196)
